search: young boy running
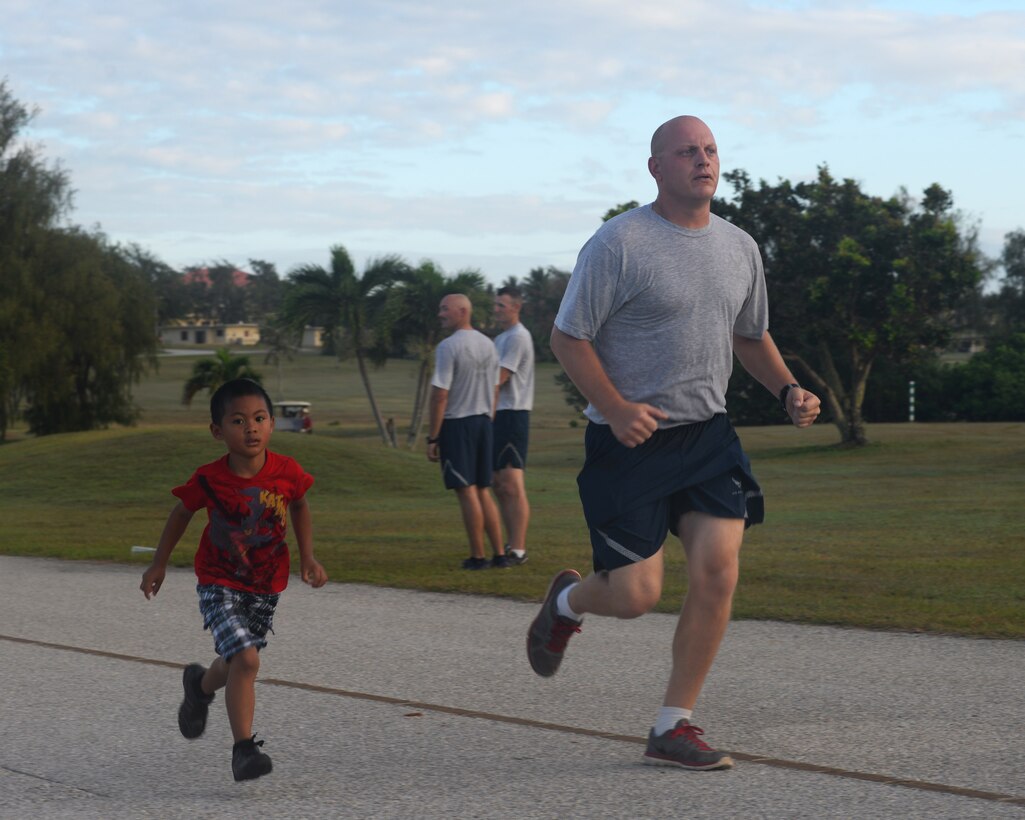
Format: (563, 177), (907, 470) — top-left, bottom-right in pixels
(141, 378), (328, 782)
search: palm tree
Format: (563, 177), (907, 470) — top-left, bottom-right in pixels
(182, 348), (262, 406)
(260, 321), (300, 399)
(518, 266), (570, 362)
(379, 262), (490, 448)
(282, 245), (405, 446)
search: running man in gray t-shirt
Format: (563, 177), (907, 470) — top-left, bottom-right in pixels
(427, 294), (507, 570)
(527, 116), (821, 771)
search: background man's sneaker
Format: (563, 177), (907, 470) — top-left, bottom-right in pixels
(232, 734), (273, 781)
(177, 663), (214, 739)
(491, 554), (511, 568)
(505, 548), (528, 565)
(461, 557), (489, 570)
(526, 569), (582, 677)
(642, 719), (734, 771)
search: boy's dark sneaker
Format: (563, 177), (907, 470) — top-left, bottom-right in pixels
(178, 663), (214, 739)
(504, 548), (528, 566)
(642, 719), (734, 771)
(526, 569), (582, 677)
(232, 734), (273, 782)
(462, 556), (489, 570)
(491, 554), (511, 568)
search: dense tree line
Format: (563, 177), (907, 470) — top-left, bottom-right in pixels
(718, 197), (1025, 436)
(1, 81), (157, 439)
(279, 246), (494, 447)
(551, 191), (1023, 441)
(714, 168), (986, 444)
(162, 202), (1025, 445)
(5, 77), (1025, 443)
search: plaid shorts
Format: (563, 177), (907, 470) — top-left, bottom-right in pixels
(197, 584), (280, 660)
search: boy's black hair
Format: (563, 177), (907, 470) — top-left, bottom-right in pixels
(209, 378), (274, 425)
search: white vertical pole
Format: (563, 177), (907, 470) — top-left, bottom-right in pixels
(909, 380), (916, 423)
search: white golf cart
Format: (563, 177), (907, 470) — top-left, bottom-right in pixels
(274, 401), (313, 433)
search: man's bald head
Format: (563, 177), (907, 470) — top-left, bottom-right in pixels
(438, 292), (473, 332)
(650, 115), (712, 157)
(647, 115), (720, 226)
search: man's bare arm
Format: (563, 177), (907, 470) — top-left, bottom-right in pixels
(551, 327), (667, 447)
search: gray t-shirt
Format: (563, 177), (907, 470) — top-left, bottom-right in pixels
(431, 328), (499, 419)
(554, 204), (768, 427)
(495, 322), (535, 412)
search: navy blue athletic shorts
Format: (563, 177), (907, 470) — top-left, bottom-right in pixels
(576, 414), (764, 572)
(439, 414), (493, 490)
(493, 409), (530, 470)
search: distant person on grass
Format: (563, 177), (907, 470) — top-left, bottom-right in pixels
(426, 293), (508, 569)
(492, 285), (534, 565)
(527, 116), (821, 771)
(140, 378), (328, 782)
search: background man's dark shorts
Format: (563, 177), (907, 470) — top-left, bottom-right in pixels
(577, 414), (764, 572)
(493, 409), (529, 470)
(439, 414), (493, 490)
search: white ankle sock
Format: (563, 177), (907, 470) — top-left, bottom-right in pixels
(654, 707), (692, 736)
(555, 584), (582, 621)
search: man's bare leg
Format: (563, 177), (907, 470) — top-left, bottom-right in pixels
(479, 486), (505, 556)
(567, 547), (664, 619)
(663, 512), (744, 709)
(493, 467), (530, 552)
(454, 486), (486, 558)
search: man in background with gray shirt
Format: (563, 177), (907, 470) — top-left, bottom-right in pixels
(492, 285), (535, 565)
(526, 116), (821, 770)
(427, 294), (508, 570)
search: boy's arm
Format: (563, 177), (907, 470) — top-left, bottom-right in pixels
(140, 501), (195, 600)
(290, 495), (327, 588)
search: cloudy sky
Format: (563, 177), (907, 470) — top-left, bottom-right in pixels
(3, 0), (1024, 284)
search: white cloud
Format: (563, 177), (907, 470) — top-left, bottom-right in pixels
(3, 0), (1024, 278)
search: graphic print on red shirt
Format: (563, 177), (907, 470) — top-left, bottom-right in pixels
(173, 451), (313, 594)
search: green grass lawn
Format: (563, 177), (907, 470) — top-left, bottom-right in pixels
(2, 350), (1024, 637)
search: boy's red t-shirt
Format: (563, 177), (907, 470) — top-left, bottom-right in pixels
(172, 451), (314, 594)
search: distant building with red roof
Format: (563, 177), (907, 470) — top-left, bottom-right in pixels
(157, 321), (325, 350)
(183, 267), (252, 288)
(158, 319), (260, 347)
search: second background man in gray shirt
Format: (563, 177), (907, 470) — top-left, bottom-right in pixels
(492, 285), (534, 565)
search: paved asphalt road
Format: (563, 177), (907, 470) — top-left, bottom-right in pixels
(1, 554), (1023, 819)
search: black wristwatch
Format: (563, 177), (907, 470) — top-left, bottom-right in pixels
(427, 436), (439, 445)
(778, 383), (800, 413)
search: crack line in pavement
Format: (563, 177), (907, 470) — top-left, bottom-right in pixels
(4, 632), (1024, 808)
(1, 765), (109, 798)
